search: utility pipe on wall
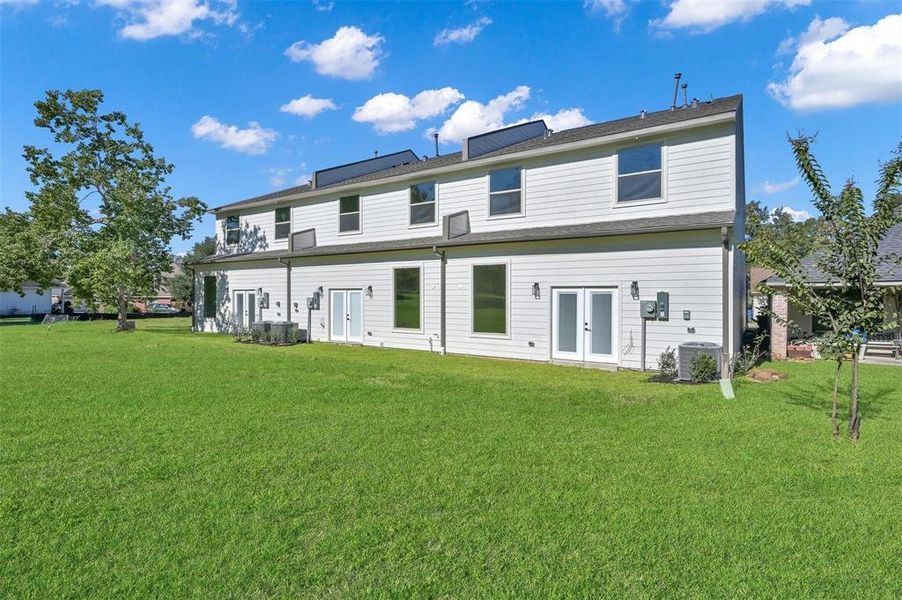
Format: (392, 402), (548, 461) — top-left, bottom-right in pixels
(277, 258), (291, 322)
(431, 245), (446, 354)
(186, 265), (196, 332)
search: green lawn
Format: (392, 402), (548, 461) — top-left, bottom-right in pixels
(1, 318), (900, 597)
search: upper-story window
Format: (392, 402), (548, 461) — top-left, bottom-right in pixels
(409, 182), (436, 226)
(339, 195), (360, 233)
(275, 207), (290, 240)
(617, 144), (662, 202)
(489, 167), (522, 216)
(225, 215), (240, 245)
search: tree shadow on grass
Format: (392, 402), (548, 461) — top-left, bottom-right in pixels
(778, 376), (894, 421)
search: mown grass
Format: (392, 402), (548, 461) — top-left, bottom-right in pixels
(1, 318), (900, 597)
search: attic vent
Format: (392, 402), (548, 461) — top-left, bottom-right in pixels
(290, 228), (316, 252)
(314, 150), (420, 188)
(464, 120), (548, 160)
(442, 210), (470, 240)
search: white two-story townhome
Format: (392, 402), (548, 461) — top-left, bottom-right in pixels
(190, 94), (747, 370)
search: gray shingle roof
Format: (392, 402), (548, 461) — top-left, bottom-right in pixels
(190, 209), (735, 265)
(766, 222), (902, 286)
(213, 95), (742, 213)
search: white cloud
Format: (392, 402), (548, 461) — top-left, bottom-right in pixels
(520, 108), (592, 132)
(267, 163), (310, 187)
(191, 116), (277, 155)
(775, 206), (811, 222)
(585, 0), (627, 17)
(312, 0), (333, 11)
(432, 85), (531, 144)
(652, 0), (810, 33)
(768, 14), (902, 111)
(285, 26), (384, 80)
(0, 0), (40, 7)
(280, 95), (338, 118)
(267, 167), (291, 187)
(761, 176), (800, 194)
(434, 16), (492, 46)
(353, 87), (465, 133)
(95, 0), (238, 41)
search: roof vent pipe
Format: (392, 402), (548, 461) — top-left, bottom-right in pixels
(681, 82), (688, 108)
(691, 97), (699, 108)
(640, 109), (647, 119)
(671, 72), (682, 110)
(373, 150), (378, 158)
(433, 132), (440, 157)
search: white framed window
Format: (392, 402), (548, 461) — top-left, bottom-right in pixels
(488, 167), (522, 217)
(274, 207), (290, 240)
(409, 182), (437, 226)
(471, 262), (509, 336)
(392, 266), (422, 331)
(225, 215), (240, 245)
(616, 144), (664, 203)
(338, 195), (360, 233)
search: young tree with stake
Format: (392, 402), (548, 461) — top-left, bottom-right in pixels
(744, 136), (901, 440)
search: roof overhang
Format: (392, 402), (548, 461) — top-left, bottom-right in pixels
(190, 210), (735, 266)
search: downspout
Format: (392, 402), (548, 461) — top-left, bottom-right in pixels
(431, 245), (446, 354)
(186, 264), (196, 332)
(721, 226), (731, 371)
(277, 258), (291, 323)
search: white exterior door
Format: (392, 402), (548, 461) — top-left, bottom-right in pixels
(330, 289), (363, 343)
(233, 290), (256, 330)
(552, 288), (618, 364)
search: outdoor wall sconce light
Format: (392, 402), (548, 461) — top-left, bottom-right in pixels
(316, 286), (323, 295)
(366, 285), (374, 298)
(532, 282), (540, 299)
(630, 281), (640, 300)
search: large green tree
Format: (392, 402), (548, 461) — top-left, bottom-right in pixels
(169, 236), (217, 308)
(744, 137), (901, 439)
(745, 199), (822, 262)
(20, 89), (206, 328)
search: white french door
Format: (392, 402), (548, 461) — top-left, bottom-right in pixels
(330, 289), (363, 343)
(552, 288), (618, 363)
(233, 290), (257, 330)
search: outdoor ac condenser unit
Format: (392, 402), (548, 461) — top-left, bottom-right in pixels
(678, 341), (723, 381)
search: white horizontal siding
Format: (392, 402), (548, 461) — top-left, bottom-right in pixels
(216, 207), (290, 255)
(193, 262), (288, 332)
(218, 123), (736, 252)
(290, 250), (442, 352)
(195, 231), (727, 371)
(443, 231), (724, 369)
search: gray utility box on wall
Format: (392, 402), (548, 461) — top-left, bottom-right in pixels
(656, 291), (669, 320)
(677, 342), (722, 381)
(640, 300), (657, 319)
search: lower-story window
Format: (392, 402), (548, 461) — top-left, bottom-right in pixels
(472, 263), (507, 334)
(393, 267), (421, 330)
(203, 276), (216, 318)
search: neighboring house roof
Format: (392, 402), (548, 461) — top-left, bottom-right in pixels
(213, 95), (743, 213)
(766, 222), (902, 287)
(749, 267), (775, 292)
(190, 209), (735, 266)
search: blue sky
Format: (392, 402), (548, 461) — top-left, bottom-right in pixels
(2, 0), (901, 253)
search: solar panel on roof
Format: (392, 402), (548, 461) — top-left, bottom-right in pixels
(466, 120), (548, 159)
(315, 150), (420, 188)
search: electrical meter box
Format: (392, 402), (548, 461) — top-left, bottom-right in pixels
(306, 293), (321, 311)
(656, 291), (669, 320)
(640, 300), (657, 320)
